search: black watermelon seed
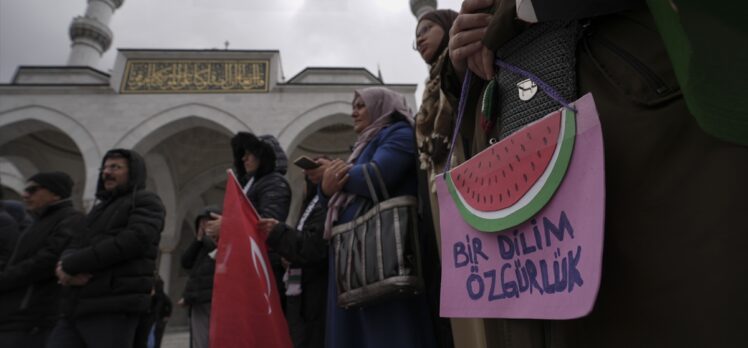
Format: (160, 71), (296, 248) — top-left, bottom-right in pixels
(511, 138), (515, 144)
(543, 137), (548, 145)
(537, 150), (542, 158)
(507, 189), (511, 197)
(502, 170), (506, 178)
(521, 144), (526, 152)
(499, 193), (503, 202)
(469, 172), (473, 178)
(509, 163), (514, 171)
(514, 183), (519, 191)
(515, 154), (520, 162)
(490, 195), (493, 204)
(457, 174), (461, 180)
(547, 126), (552, 134)
(523, 174), (528, 182)
(478, 161), (482, 168)
(527, 132), (532, 140)
(472, 191), (475, 199)
(504, 146), (509, 153)
(531, 161), (536, 171)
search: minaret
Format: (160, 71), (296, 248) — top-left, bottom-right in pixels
(67, 0), (124, 66)
(410, 0), (437, 19)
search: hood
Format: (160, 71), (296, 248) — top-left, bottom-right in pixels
(258, 135), (288, 175)
(231, 133), (287, 184)
(193, 205), (222, 231)
(95, 148), (147, 199)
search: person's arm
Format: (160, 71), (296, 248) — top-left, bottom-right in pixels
(61, 192), (165, 275)
(254, 174), (292, 221)
(343, 125), (416, 199)
(265, 202), (328, 264)
(180, 239), (203, 270)
(0, 213), (81, 291)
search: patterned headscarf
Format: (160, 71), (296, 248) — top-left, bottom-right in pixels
(324, 87), (413, 238)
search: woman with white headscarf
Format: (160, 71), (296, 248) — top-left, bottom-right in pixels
(320, 87), (437, 348)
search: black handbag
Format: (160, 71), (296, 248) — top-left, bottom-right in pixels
(488, 21), (580, 141)
(331, 163), (424, 309)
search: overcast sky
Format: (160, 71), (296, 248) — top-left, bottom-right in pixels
(0, 0), (462, 100)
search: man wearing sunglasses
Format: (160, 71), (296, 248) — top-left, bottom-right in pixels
(0, 171), (84, 347)
(49, 149), (165, 348)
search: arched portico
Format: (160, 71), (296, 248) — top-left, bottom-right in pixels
(0, 106), (101, 207)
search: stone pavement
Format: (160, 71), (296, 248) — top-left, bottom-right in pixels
(160, 326), (190, 348)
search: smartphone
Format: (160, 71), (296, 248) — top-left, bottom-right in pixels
(293, 156), (321, 170)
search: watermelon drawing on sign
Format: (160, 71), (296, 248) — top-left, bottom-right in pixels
(445, 108), (576, 232)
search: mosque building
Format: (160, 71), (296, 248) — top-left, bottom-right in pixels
(0, 0), (439, 327)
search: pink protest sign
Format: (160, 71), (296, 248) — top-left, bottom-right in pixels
(437, 93), (604, 319)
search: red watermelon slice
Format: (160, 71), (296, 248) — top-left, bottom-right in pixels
(445, 108), (576, 232)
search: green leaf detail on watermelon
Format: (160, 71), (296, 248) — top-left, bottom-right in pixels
(446, 108), (576, 232)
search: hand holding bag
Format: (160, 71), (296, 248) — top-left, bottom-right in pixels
(331, 163), (424, 309)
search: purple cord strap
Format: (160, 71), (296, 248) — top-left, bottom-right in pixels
(443, 71), (473, 174)
(443, 58), (576, 176)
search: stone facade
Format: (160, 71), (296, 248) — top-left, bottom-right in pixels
(0, 49), (416, 326)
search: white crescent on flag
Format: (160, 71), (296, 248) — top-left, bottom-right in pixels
(249, 235), (273, 315)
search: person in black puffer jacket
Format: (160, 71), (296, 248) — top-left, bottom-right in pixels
(180, 206), (220, 348)
(0, 172), (84, 348)
(206, 133), (292, 310)
(49, 149), (165, 348)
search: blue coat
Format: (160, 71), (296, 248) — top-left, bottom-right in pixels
(323, 120), (436, 348)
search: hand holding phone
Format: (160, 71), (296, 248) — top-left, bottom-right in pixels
(294, 156), (321, 170)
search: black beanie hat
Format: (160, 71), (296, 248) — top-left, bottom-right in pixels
(28, 171), (73, 199)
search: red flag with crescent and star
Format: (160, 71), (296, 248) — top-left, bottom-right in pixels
(209, 170), (292, 348)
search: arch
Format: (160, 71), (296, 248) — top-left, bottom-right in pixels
(276, 101), (352, 154)
(0, 106), (101, 202)
(0, 157), (33, 196)
(115, 103), (252, 154)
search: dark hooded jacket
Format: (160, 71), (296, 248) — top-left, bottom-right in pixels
(230, 133), (291, 221)
(60, 149), (165, 317)
(180, 206), (220, 306)
(0, 206), (20, 271)
(0, 199), (84, 331)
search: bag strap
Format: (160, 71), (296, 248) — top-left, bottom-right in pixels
(368, 163), (390, 201)
(362, 164), (380, 205)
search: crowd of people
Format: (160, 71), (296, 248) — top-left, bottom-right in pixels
(1, 0), (745, 347)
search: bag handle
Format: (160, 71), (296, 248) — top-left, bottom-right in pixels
(369, 163), (390, 201)
(361, 162), (390, 204)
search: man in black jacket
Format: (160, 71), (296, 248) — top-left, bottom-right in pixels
(49, 149), (165, 348)
(0, 171), (84, 348)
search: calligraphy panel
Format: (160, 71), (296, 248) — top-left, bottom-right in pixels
(121, 60), (269, 93)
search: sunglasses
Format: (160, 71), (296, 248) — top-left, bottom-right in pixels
(24, 185), (41, 194)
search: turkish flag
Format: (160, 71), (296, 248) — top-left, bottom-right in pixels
(210, 170), (292, 348)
